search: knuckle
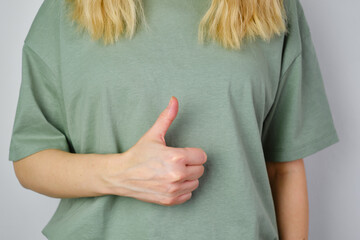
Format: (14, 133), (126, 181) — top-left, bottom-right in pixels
(169, 171), (185, 182)
(169, 152), (186, 164)
(166, 183), (180, 194)
(161, 196), (177, 206)
(182, 192), (192, 203)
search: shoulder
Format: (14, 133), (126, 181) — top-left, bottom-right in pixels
(24, 0), (63, 45)
(280, 0), (314, 74)
(283, 0), (312, 42)
(24, 0), (65, 73)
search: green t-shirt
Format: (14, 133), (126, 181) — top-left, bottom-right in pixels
(9, 0), (339, 239)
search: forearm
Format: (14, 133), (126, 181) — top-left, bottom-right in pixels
(12, 149), (125, 198)
(267, 161), (309, 240)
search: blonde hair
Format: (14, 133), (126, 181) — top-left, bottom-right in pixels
(65, 0), (288, 50)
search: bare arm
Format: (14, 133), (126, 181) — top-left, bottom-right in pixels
(13, 149), (122, 198)
(266, 158), (309, 240)
(12, 96), (206, 206)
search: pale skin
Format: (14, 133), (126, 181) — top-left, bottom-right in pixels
(266, 158), (309, 240)
(13, 96), (308, 239)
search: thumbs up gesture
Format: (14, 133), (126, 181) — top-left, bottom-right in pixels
(105, 96), (207, 206)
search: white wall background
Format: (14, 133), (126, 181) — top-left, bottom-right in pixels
(1, 0), (359, 239)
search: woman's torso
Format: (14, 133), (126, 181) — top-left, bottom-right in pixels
(24, 0), (298, 239)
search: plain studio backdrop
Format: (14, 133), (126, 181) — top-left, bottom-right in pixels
(0, 0), (359, 239)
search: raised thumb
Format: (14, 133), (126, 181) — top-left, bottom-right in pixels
(144, 96), (178, 144)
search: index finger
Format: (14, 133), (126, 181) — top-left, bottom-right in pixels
(170, 147), (207, 166)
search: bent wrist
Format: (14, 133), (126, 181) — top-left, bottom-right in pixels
(97, 152), (132, 197)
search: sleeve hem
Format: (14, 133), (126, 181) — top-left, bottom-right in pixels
(8, 145), (70, 162)
(263, 130), (340, 162)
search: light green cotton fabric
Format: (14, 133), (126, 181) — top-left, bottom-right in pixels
(9, 0), (339, 239)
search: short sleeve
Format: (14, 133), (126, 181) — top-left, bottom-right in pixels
(8, 44), (70, 162)
(261, 0), (340, 162)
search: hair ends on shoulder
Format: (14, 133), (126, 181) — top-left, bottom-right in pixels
(65, 0), (288, 50)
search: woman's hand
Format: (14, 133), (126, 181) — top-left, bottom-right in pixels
(104, 96), (207, 206)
